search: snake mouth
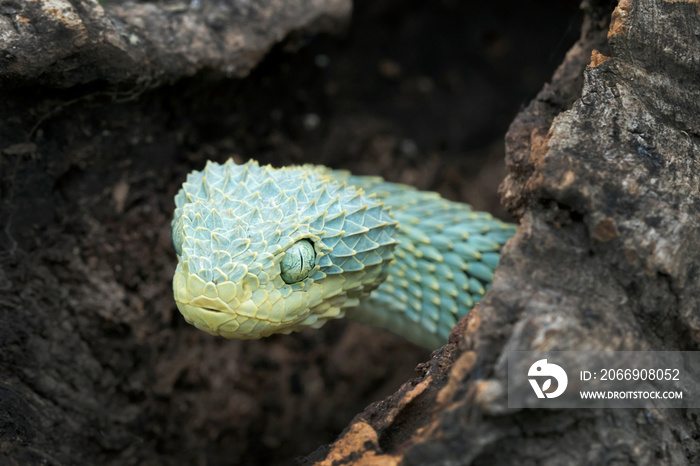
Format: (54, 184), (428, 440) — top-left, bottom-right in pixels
(175, 300), (289, 339)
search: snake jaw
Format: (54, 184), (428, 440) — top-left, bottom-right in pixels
(173, 265), (351, 339)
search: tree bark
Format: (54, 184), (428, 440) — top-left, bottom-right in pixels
(0, 0), (349, 87)
(304, 0), (700, 464)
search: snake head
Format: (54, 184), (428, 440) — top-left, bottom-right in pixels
(171, 159), (398, 339)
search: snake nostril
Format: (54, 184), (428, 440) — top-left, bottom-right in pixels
(238, 274), (260, 301)
(241, 274), (260, 292)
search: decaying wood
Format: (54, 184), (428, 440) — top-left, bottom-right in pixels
(3, 0), (698, 464)
(304, 0), (700, 464)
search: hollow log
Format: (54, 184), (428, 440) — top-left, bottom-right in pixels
(4, 0), (699, 465)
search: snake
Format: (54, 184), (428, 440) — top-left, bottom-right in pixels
(171, 159), (516, 349)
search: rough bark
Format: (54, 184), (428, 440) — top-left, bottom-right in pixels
(0, 0), (349, 87)
(304, 0), (700, 464)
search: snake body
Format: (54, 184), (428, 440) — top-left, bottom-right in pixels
(172, 159), (515, 349)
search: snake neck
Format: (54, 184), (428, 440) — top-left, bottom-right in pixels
(342, 179), (516, 349)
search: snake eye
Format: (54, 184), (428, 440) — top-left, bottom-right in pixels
(280, 239), (316, 284)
